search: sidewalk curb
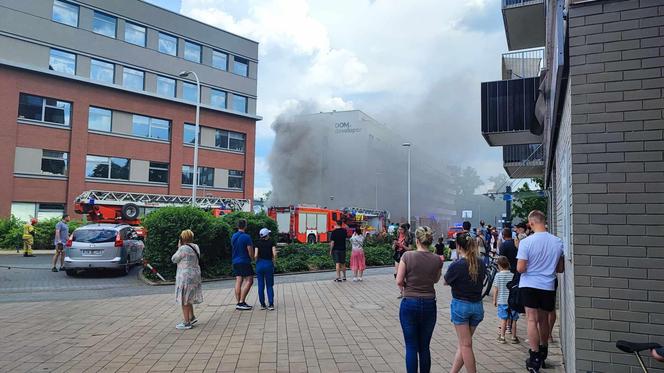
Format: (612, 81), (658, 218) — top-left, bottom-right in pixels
(139, 264), (394, 286)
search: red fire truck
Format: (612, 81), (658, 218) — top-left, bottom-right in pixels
(267, 205), (389, 244)
(74, 190), (251, 227)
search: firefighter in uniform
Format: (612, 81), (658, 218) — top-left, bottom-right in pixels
(22, 218), (37, 257)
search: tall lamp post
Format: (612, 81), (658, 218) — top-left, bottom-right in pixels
(178, 70), (200, 205)
(402, 143), (411, 228)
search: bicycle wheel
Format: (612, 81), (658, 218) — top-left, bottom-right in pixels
(482, 266), (496, 298)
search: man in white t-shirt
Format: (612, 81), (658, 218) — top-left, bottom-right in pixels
(517, 210), (564, 372)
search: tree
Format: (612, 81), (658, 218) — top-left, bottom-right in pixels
(487, 173), (510, 193)
(448, 166), (483, 197)
(511, 178), (547, 221)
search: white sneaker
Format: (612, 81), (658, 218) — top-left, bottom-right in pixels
(176, 322), (192, 330)
(358, 277), (363, 282)
(352, 278), (358, 282)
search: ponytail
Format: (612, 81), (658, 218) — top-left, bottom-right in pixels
(455, 233), (480, 283)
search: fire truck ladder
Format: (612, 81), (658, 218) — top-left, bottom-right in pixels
(342, 207), (390, 218)
(75, 190), (250, 211)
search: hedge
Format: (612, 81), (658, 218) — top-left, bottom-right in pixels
(0, 216), (85, 250)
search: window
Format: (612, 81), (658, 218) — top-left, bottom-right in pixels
(149, 162), (169, 183)
(228, 170), (244, 189)
(88, 107), (112, 132)
(41, 150), (68, 176)
(11, 203), (65, 221)
(233, 56), (249, 76)
(229, 132), (246, 152)
(184, 41), (201, 63)
(182, 166), (214, 187)
(52, 0), (78, 27)
(232, 95), (247, 113)
(183, 123), (198, 144)
(49, 49), (76, 75)
(156, 76), (176, 97)
(210, 89), (226, 109)
(124, 22), (146, 47)
(18, 93), (71, 126)
(182, 82), (197, 102)
(214, 130), (245, 152)
(212, 50), (228, 70)
(90, 59), (114, 84)
(131, 115), (170, 140)
(158, 32), (177, 56)
(92, 11), (116, 38)
(86, 155), (130, 180)
(123, 67), (144, 90)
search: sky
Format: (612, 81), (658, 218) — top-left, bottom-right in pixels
(146, 0), (509, 199)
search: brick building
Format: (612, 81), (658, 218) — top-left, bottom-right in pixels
(0, 0), (259, 220)
(482, 0), (663, 371)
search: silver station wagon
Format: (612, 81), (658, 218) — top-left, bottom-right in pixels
(63, 224), (145, 276)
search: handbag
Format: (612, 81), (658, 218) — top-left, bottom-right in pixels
(186, 244), (203, 271)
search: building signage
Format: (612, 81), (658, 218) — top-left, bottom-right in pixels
(334, 121), (361, 134)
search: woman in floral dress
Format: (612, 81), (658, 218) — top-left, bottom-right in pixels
(171, 229), (203, 330)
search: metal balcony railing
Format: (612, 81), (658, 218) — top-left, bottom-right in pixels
(503, 144), (544, 164)
(502, 48), (544, 80)
(503, 0), (544, 9)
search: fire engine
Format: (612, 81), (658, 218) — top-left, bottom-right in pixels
(267, 205), (389, 244)
(74, 190), (251, 227)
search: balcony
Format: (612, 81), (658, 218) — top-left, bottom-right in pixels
(502, 48), (544, 80)
(502, 0), (545, 51)
(503, 144), (544, 178)
(481, 76), (543, 146)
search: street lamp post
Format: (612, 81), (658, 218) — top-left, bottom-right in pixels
(402, 143), (411, 228)
(178, 71), (200, 205)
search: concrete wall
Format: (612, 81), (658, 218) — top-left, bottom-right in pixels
(568, 1), (664, 371)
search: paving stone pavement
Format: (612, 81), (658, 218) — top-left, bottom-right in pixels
(0, 273), (565, 372)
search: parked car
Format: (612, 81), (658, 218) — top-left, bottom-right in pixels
(63, 224), (144, 276)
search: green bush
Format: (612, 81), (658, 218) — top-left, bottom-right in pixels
(363, 244), (394, 266)
(306, 255), (334, 271)
(0, 216), (22, 250)
(142, 206), (231, 280)
(33, 217), (85, 250)
(220, 211), (278, 243)
(275, 255), (308, 273)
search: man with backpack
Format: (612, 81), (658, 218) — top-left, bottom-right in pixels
(517, 210), (564, 372)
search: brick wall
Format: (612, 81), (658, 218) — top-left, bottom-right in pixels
(568, 0), (664, 371)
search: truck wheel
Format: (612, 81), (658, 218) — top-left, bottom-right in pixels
(307, 234), (316, 244)
(121, 203), (140, 220)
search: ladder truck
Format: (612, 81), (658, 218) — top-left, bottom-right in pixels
(74, 190), (251, 228)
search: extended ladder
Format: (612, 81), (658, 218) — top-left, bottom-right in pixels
(75, 190), (250, 212)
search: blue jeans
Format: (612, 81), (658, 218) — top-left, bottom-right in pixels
(256, 259), (274, 306)
(399, 298), (437, 373)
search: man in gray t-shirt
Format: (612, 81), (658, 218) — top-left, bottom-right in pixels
(52, 214), (70, 272)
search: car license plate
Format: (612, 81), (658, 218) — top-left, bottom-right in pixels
(81, 249), (102, 256)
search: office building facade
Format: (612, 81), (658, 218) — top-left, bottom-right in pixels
(482, 0), (663, 371)
(0, 0), (259, 220)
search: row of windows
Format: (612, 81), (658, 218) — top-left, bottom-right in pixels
(18, 93), (246, 151)
(47, 48), (249, 113)
(52, 0), (251, 77)
(181, 166), (244, 189)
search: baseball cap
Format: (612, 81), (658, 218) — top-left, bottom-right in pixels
(259, 228), (271, 237)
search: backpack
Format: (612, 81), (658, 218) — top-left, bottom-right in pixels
(507, 274), (524, 314)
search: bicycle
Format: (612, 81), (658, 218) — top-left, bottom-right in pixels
(616, 340), (662, 372)
(482, 251), (498, 298)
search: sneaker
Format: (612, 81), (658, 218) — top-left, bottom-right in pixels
(342, 278), (347, 281)
(59, 267), (66, 272)
(267, 305), (275, 311)
(497, 336), (506, 344)
(352, 278), (358, 282)
(334, 278), (342, 282)
(358, 277), (363, 282)
(539, 345), (549, 369)
(190, 317), (198, 325)
(260, 304), (267, 310)
(52, 267), (58, 272)
(511, 336), (521, 344)
(176, 322), (192, 330)
(236, 303), (252, 311)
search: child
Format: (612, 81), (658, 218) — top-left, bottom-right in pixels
(350, 228), (366, 281)
(492, 256), (520, 344)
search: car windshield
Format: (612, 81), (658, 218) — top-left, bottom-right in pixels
(73, 229), (117, 243)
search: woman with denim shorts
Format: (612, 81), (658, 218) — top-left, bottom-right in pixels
(396, 226), (442, 373)
(444, 233), (486, 373)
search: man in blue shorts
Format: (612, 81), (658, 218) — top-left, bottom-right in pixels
(232, 219), (254, 310)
